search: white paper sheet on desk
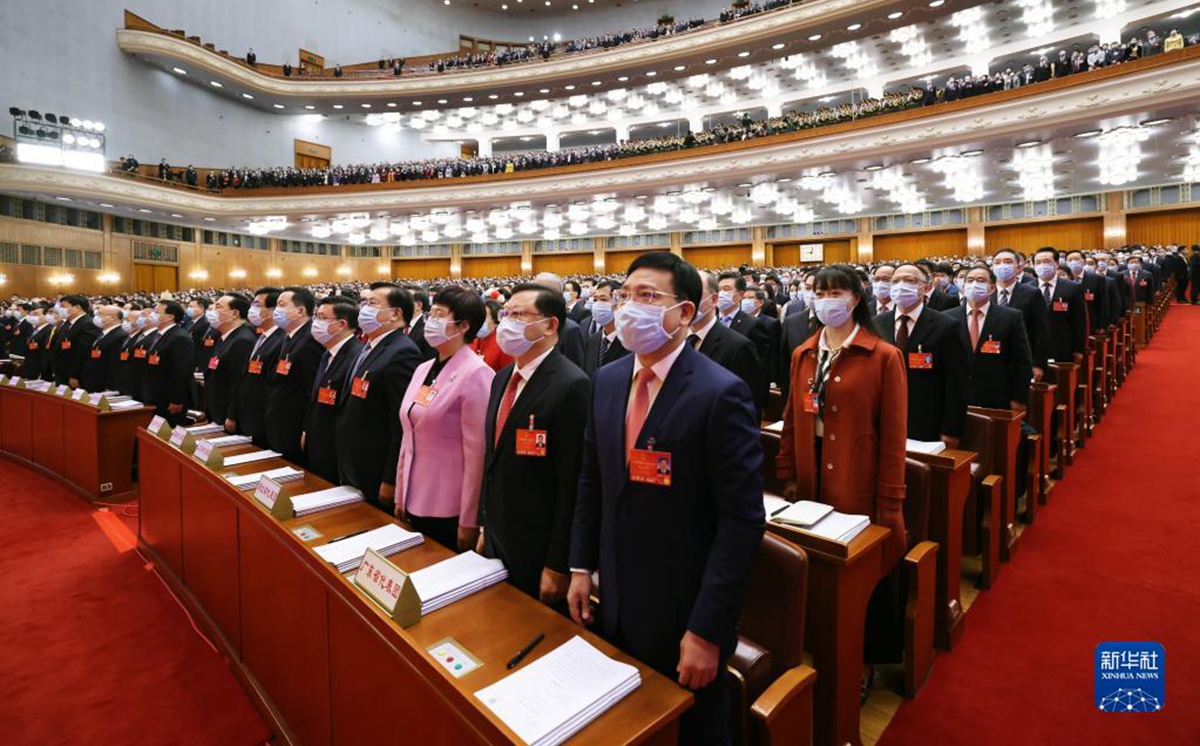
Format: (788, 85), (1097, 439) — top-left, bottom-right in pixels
(769, 499), (833, 528)
(290, 485), (365, 516)
(906, 439), (947, 455)
(800, 511), (871, 544)
(764, 420), (784, 433)
(313, 523), (423, 572)
(474, 635), (641, 746)
(186, 423), (226, 435)
(108, 400), (144, 410)
(409, 551), (508, 615)
(222, 449), (282, 466)
(204, 434), (254, 447)
(225, 466), (304, 489)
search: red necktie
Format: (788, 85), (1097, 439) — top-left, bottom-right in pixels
(625, 368), (655, 463)
(493, 372), (521, 447)
(896, 315), (911, 349)
(969, 309), (981, 351)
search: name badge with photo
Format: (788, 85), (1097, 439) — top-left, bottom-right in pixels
(351, 376), (370, 399)
(515, 417), (547, 457)
(630, 444), (672, 487)
(1053, 299), (1069, 312)
(318, 386), (337, 406)
(415, 385), (438, 406)
(61, 340), (71, 350)
(980, 338), (1002, 355)
(248, 358), (263, 375)
(204, 336), (215, 347)
(149, 353), (161, 366)
(134, 347), (147, 359)
(909, 351), (934, 370)
(802, 390), (819, 414)
(275, 358), (292, 376)
(208, 356), (220, 371)
(90, 348), (102, 359)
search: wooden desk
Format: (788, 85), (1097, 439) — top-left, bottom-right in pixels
(906, 449), (974, 651)
(967, 406), (1025, 540)
(0, 384), (153, 500)
(1026, 383), (1056, 513)
(137, 431), (691, 746)
(765, 522), (889, 746)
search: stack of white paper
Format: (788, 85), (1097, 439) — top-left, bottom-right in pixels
(314, 524), (423, 572)
(768, 499), (833, 528)
(108, 400), (144, 410)
(204, 434), (253, 447)
(224, 466), (304, 489)
(25, 380), (51, 392)
(104, 395), (132, 402)
(222, 449), (282, 466)
(801, 511), (871, 544)
(187, 423), (226, 435)
(475, 636), (641, 746)
(409, 551), (508, 615)
(906, 439), (947, 455)
(290, 485), (365, 516)
(763, 420), (785, 434)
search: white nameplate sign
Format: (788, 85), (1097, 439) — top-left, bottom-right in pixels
(354, 547), (421, 628)
(71, 387), (87, 401)
(168, 426), (196, 454)
(55, 384), (69, 397)
(147, 415), (170, 439)
(7, 376), (22, 387)
(192, 438), (224, 470)
(253, 476), (293, 519)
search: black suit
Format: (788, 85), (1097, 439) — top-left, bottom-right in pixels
(556, 317), (586, 370)
(264, 323), (325, 463)
(407, 316), (436, 361)
(878, 306), (968, 441)
(725, 310), (771, 403)
(7, 318), (33, 357)
(755, 313), (781, 389)
(951, 303), (1033, 409)
(141, 326), (194, 425)
(993, 281), (1050, 370)
(302, 336), (363, 484)
(52, 316), (99, 386)
(335, 329), (423, 506)
(566, 301), (591, 325)
(114, 331), (147, 398)
(22, 324), (55, 380)
(696, 319), (764, 412)
(778, 310), (821, 400)
(190, 317), (216, 371)
(1034, 279), (1087, 362)
(1117, 269), (1155, 305)
(1073, 273), (1109, 335)
(582, 329), (629, 377)
(80, 327), (128, 393)
(227, 328), (284, 447)
(202, 324), (256, 426)
(480, 349), (590, 598)
(924, 287), (959, 312)
(1103, 273), (1126, 324)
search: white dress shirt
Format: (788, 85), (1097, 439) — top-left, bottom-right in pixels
(510, 345), (554, 400)
(627, 338), (687, 418)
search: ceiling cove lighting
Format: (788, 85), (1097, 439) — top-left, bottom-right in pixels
(1097, 126), (1150, 186)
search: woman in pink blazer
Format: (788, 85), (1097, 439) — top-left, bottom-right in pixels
(396, 286), (495, 552)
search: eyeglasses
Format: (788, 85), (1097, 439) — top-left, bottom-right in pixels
(498, 309), (545, 323)
(613, 288), (679, 306)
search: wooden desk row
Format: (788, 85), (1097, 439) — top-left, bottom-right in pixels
(137, 429), (691, 746)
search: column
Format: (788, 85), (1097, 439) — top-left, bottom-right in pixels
(969, 57), (992, 78)
(520, 240), (534, 275)
(966, 207), (986, 256)
(450, 243), (464, 279)
(856, 218), (874, 263)
(765, 101), (783, 119)
(1102, 191), (1126, 249)
(544, 130), (560, 152)
(592, 237), (606, 273)
(614, 123), (629, 142)
(687, 114), (704, 134)
(751, 226), (768, 265)
(669, 231), (684, 257)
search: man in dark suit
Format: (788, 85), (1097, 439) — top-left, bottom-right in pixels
(992, 248), (1050, 379)
(187, 297), (217, 371)
(877, 263), (968, 445)
(568, 252), (764, 746)
(564, 279), (592, 325)
(52, 294), (99, 387)
(534, 272), (587, 368)
(226, 287), (284, 447)
(336, 283), (423, 512)
(403, 285), (436, 361)
(917, 261), (960, 312)
(1117, 254), (1156, 307)
(6, 303), (34, 357)
(581, 280), (628, 376)
(871, 264), (897, 316)
(717, 272), (771, 397)
(202, 293), (256, 428)
(690, 270), (764, 411)
(479, 284), (589, 603)
(741, 286), (781, 390)
(21, 304), (55, 381)
(80, 305), (128, 393)
(264, 287), (325, 463)
(141, 301), (194, 426)
(1067, 251), (1109, 334)
(302, 296), (364, 485)
(952, 265), (1034, 409)
(114, 306), (149, 398)
(1093, 251), (1128, 322)
(1031, 248), (1087, 364)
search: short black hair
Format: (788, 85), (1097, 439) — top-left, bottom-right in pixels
(966, 263), (996, 283)
(993, 248), (1020, 263)
(512, 282), (566, 332)
(158, 300), (186, 323)
(404, 285), (430, 312)
(191, 296), (212, 309)
(896, 262), (930, 282)
(483, 298), (503, 323)
(432, 285), (485, 343)
(1066, 250), (1085, 261)
(628, 252), (702, 307)
(63, 294), (90, 313)
(319, 295), (360, 330)
(564, 280), (581, 295)
(254, 286), (282, 308)
(19, 302), (33, 312)
(223, 293), (250, 320)
(380, 285), (414, 326)
(127, 302), (144, 311)
(595, 279), (620, 292)
(282, 286), (316, 316)
(1033, 247), (1060, 262)
(717, 271), (748, 293)
(934, 263), (953, 276)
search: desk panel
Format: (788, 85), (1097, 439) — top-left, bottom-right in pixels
(138, 433), (184, 576)
(181, 471), (243, 656)
(0, 388), (34, 459)
(29, 395), (65, 475)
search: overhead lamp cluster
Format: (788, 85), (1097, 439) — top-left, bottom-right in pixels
(1097, 126), (1150, 186)
(950, 7), (990, 55)
(1011, 144), (1056, 201)
(246, 215), (289, 235)
(9, 107), (107, 172)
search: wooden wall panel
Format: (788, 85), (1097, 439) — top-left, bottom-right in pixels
(771, 240), (856, 266)
(532, 252), (594, 276)
(875, 230), (968, 261)
(391, 258), (452, 280)
(984, 218), (1103, 255)
(605, 249), (656, 274)
(682, 245), (753, 269)
(1126, 209), (1200, 246)
(461, 255), (521, 278)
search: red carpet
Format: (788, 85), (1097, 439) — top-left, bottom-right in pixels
(0, 460), (271, 745)
(880, 306), (1200, 745)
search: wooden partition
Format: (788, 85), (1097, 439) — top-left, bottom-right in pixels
(874, 230), (968, 261)
(770, 240), (855, 265)
(1126, 208), (1200, 246)
(134, 263), (178, 292)
(605, 249), (655, 273)
(532, 252), (594, 275)
(462, 255), (522, 278)
(391, 257), (452, 280)
(984, 218), (1103, 254)
(682, 245), (753, 269)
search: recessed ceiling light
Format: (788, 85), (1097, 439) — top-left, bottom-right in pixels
(361, 103), (371, 108)
(808, 34), (822, 41)
(513, 92), (524, 97)
(590, 81), (602, 86)
(864, 164), (885, 171)
(98, 202), (113, 208)
(564, 84), (576, 90)
(437, 99), (448, 104)
(488, 93), (500, 98)
(55, 196), (72, 201)
(273, 104), (285, 109)
(171, 213), (183, 218)
(172, 67), (187, 75)
(138, 208), (152, 213)
(1142, 118), (1173, 126)
(539, 88), (551, 93)
(961, 149), (985, 156)
(888, 11), (903, 19)
(818, 171), (837, 177)
(203, 217), (216, 222)
(737, 51), (751, 58)
(910, 158), (931, 165)
(705, 59), (717, 65)
(929, 0), (945, 6)
(241, 92), (254, 99)
(645, 71), (657, 77)
(463, 96), (473, 102)
(1016, 140), (1041, 148)
(776, 177), (793, 183)
(616, 76), (628, 82)
(210, 80), (223, 88)
(847, 23), (862, 31)
(772, 43), (786, 50)
(673, 65), (686, 71)
(333, 104), (344, 109)
(737, 182), (753, 188)
(1073, 129), (1102, 138)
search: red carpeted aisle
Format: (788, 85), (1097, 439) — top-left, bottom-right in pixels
(880, 306), (1200, 745)
(0, 460), (271, 745)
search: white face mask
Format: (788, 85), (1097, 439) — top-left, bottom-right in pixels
(496, 316), (549, 357)
(590, 300), (614, 328)
(310, 318), (341, 345)
(423, 316), (460, 347)
(716, 290), (737, 313)
(614, 300), (683, 355)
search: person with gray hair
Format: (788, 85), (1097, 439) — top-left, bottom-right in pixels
(534, 272), (585, 368)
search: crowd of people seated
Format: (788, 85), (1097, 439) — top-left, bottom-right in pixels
(2, 241), (1195, 741)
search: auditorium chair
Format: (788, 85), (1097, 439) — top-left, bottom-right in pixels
(958, 411), (1003, 588)
(764, 387), (786, 425)
(1046, 362), (1078, 471)
(901, 458), (938, 697)
(1091, 331), (1109, 421)
(760, 430), (783, 496)
(728, 532), (817, 746)
(1027, 382), (1055, 511)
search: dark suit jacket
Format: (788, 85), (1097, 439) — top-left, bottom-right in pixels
(778, 310), (821, 400)
(697, 319), (764, 412)
(141, 326), (194, 423)
(951, 303), (1033, 409)
(992, 281), (1050, 370)
(264, 323), (325, 462)
(335, 329), (423, 503)
(408, 316), (436, 361)
(202, 324), (256, 426)
(727, 310), (771, 401)
(924, 288), (959, 312)
(52, 316), (99, 385)
(570, 344), (765, 673)
(1074, 273), (1109, 335)
(480, 349), (590, 598)
(756, 313), (781, 389)
(191, 317), (215, 371)
(80, 327), (128, 393)
(1037, 279), (1087, 362)
(1117, 269), (1155, 305)
(113, 330), (147, 397)
(556, 317), (586, 370)
(1103, 274), (1125, 324)
(567, 301), (591, 325)
(878, 306), (968, 440)
(582, 328), (629, 377)
(23, 324), (55, 380)
(302, 336), (363, 484)
(227, 327), (284, 446)
(7, 319), (33, 357)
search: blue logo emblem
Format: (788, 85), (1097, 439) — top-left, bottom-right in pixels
(1095, 642), (1165, 712)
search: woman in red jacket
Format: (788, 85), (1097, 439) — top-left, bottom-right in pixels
(470, 299), (512, 372)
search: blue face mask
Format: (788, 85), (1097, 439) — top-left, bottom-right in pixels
(590, 300), (614, 328)
(873, 281), (892, 301)
(716, 290), (737, 313)
(134, 315), (148, 329)
(813, 297), (853, 328)
(614, 300), (681, 355)
(891, 281), (921, 308)
(964, 281), (991, 303)
(994, 263), (1017, 282)
(1068, 259), (1085, 275)
(739, 298), (757, 315)
(358, 305), (384, 334)
(272, 306), (291, 329)
(1034, 262), (1058, 280)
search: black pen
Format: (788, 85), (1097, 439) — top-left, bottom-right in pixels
(327, 528), (368, 543)
(771, 503), (792, 517)
(506, 633), (545, 670)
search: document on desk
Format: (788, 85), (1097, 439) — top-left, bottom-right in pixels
(186, 423), (226, 435)
(225, 466), (304, 489)
(204, 434), (254, 447)
(799, 510), (871, 544)
(290, 485), (365, 516)
(409, 551), (508, 615)
(108, 400), (144, 410)
(768, 499), (833, 528)
(474, 635), (641, 746)
(222, 449), (282, 466)
(906, 438), (947, 455)
(314, 523), (423, 572)
(764, 420), (784, 434)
